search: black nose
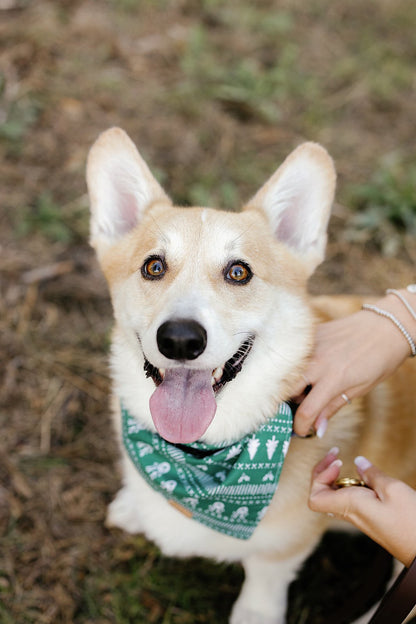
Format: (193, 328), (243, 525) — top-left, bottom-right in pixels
(157, 319), (207, 361)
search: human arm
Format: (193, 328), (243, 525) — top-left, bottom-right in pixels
(308, 449), (416, 567)
(293, 287), (416, 437)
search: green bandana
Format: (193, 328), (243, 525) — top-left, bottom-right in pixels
(121, 402), (293, 540)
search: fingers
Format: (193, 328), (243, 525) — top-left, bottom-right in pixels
(309, 451), (376, 518)
(354, 456), (401, 501)
(311, 446), (340, 481)
(293, 381), (354, 437)
(292, 380), (330, 436)
(291, 312), (390, 437)
(309, 449), (343, 514)
(310, 454), (416, 566)
(290, 372), (313, 397)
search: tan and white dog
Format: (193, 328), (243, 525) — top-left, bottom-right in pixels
(87, 127), (416, 624)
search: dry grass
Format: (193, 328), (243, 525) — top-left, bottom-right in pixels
(1, 1), (416, 622)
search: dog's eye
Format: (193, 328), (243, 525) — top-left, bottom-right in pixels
(225, 261), (252, 285)
(141, 256), (167, 280)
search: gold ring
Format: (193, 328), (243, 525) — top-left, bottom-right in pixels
(335, 477), (365, 488)
(341, 393), (351, 405)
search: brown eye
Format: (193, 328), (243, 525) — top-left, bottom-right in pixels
(141, 256), (167, 280)
(225, 261), (252, 285)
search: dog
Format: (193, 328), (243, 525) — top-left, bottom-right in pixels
(86, 127), (416, 624)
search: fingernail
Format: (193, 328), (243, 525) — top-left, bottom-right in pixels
(328, 446), (339, 457)
(354, 456), (372, 472)
(330, 458), (343, 469)
(316, 418), (328, 439)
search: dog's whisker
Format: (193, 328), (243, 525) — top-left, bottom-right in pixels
(228, 225), (256, 248)
(147, 213), (170, 245)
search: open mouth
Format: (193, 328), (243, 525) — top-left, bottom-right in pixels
(143, 335), (255, 392)
(142, 335), (255, 443)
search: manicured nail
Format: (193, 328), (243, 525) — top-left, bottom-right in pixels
(316, 418), (328, 439)
(354, 456), (372, 472)
(328, 446), (339, 457)
(330, 458), (343, 469)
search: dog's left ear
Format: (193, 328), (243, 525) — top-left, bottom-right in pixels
(245, 143), (336, 273)
(87, 127), (171, 253)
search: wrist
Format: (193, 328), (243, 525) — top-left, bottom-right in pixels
(384, 288), (416, 329)
(366, 290), (416, 359)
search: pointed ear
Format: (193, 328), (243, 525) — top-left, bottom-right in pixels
(245, 143), (336, 274)
(86, 127), (171, 251)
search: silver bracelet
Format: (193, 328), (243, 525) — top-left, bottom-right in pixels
(362, 303), (416, 357)
(386, 289), (416, 321)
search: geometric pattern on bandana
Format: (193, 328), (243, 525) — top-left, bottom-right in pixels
(121, 402), (293, 540)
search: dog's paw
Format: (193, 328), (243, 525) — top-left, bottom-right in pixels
(105, 487), (143, 534)
(230, 605), (283, 624)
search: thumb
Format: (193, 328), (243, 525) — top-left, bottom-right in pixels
(294, 382), (333, 436)
(354, 456), (397, 498)
(294, 381), (348, 437)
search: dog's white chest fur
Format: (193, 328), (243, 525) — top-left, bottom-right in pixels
(87, 128), (346, 623)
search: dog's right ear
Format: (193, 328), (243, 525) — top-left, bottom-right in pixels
(245, 142), (336, 274)
(87, 127), (171, 252)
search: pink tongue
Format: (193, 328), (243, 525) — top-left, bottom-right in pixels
(149, 368), (217, 443)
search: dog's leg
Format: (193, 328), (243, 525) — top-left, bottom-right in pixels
(106, 459), (145, 534)
(106, 484), (144, 534)
(230, 550), (308, 624)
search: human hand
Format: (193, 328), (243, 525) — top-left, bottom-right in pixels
(293, 291), (416, 437)
(309, 449), (416, 567)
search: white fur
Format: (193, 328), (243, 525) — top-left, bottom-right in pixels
(87, 129), (372, 624)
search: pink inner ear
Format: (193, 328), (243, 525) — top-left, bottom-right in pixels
(117, 190), (140, 235)
(110, 167), (143, 235)
(275, 205), (304, 250)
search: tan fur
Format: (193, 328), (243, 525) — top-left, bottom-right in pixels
(87, 127), (416, 624)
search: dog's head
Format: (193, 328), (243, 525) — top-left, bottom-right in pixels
(87, 128), (335, 444)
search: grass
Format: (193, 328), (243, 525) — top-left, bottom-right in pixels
(74, 538), (243, 624)
(72, 532), (392, 624)
(349, 158), (416, 233)
(1, 1), (416, 622)
(176, 19), (317, 125)
(345, 156), (416, 254)
(0, 93), (42, 155)
(15, 192), (89, 244)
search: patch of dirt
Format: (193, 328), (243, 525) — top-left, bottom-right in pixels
(1, 1), (415, 622)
